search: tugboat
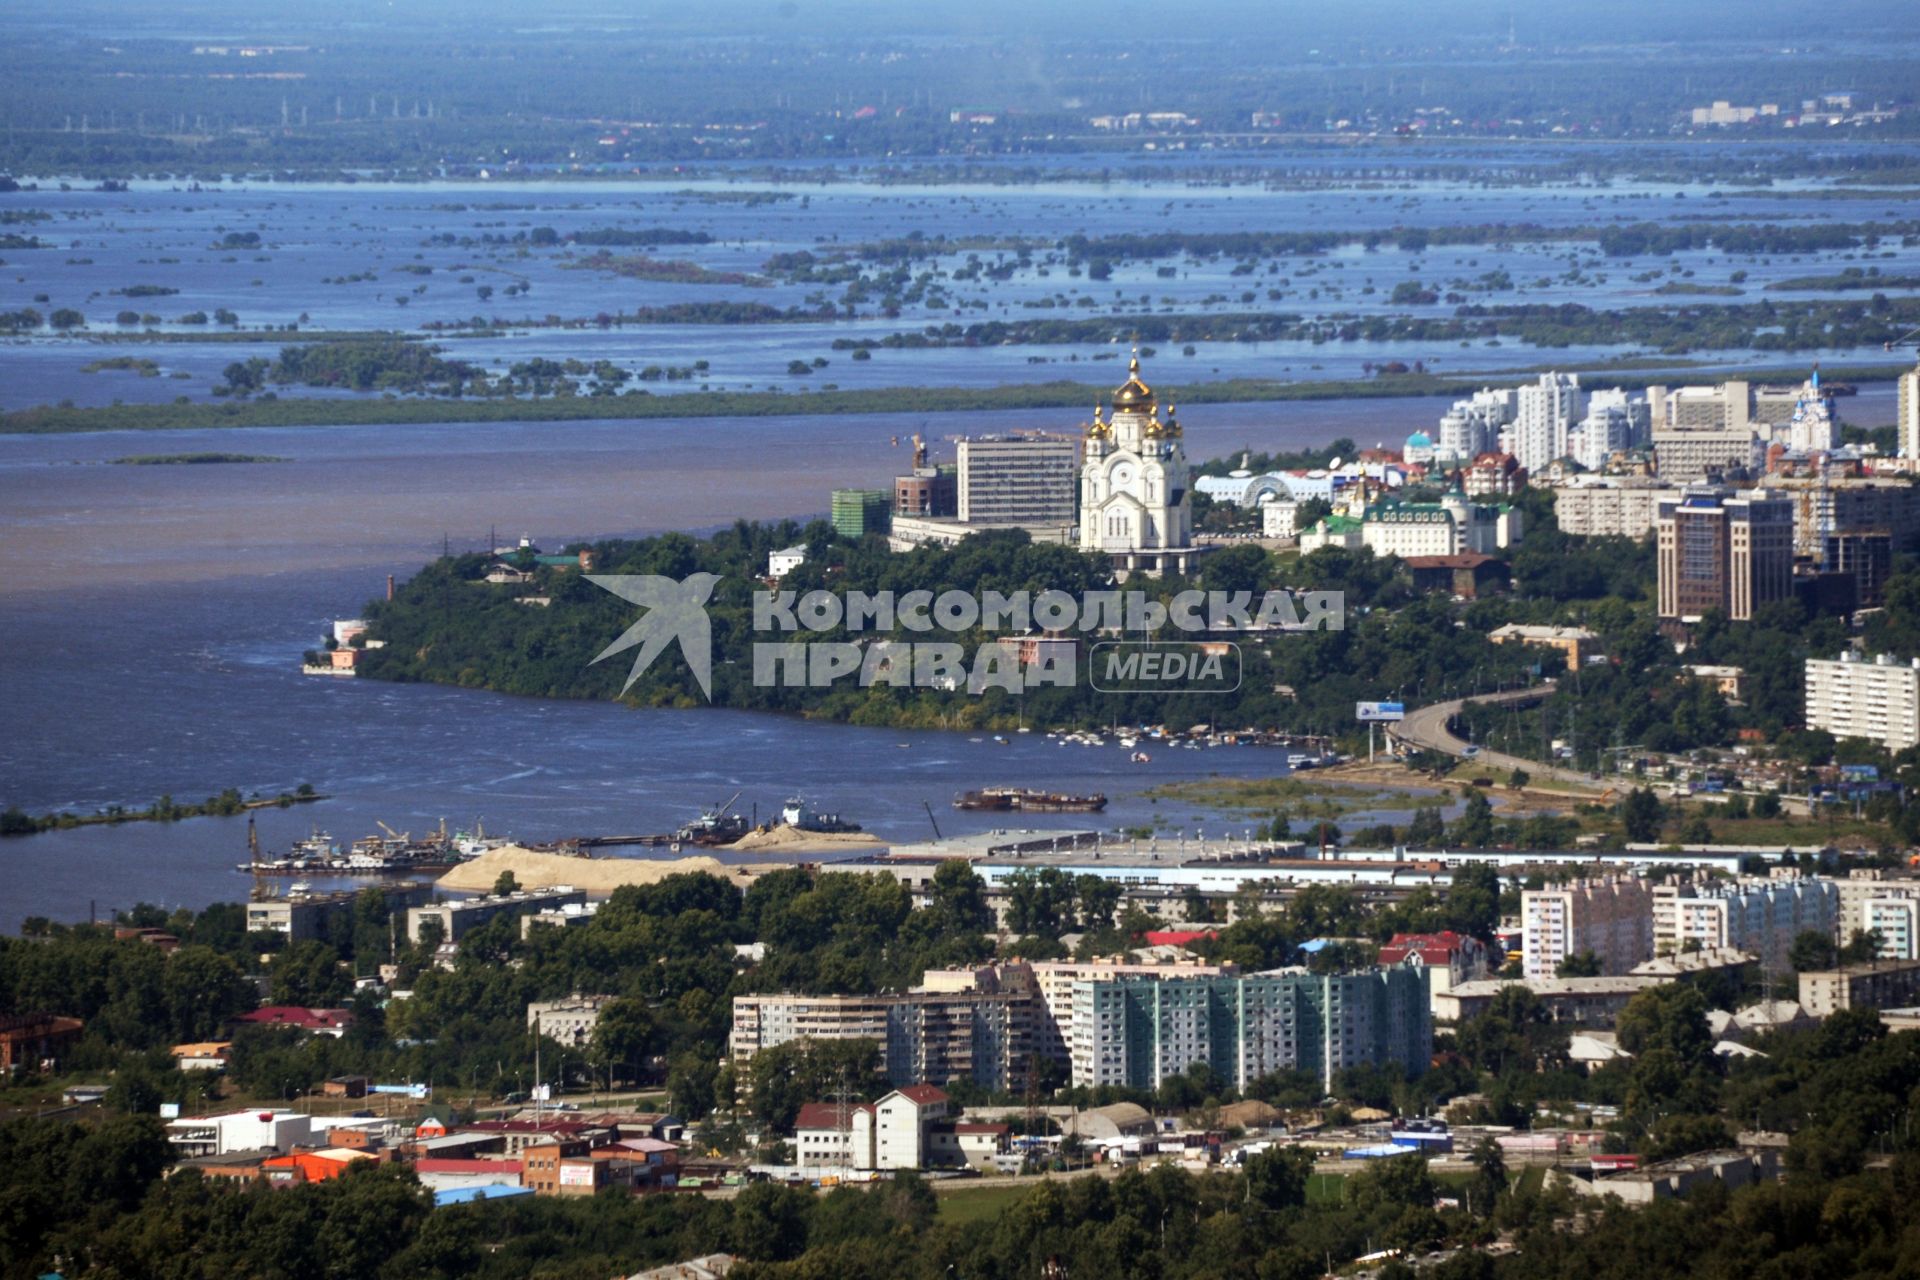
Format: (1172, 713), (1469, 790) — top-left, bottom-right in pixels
(780, 795), (862, 833)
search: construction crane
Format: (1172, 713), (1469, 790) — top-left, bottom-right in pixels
(1881, 324), (1920, 353)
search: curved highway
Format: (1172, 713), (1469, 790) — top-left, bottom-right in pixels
(1387, 681), (1603, 788)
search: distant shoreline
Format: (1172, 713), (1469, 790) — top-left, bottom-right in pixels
(3, 363), (1909, 436)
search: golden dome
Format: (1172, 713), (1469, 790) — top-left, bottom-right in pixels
(1112, 353), (1155, 412)
(1087, 403), (1111, 437)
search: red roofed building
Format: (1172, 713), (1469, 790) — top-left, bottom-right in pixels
(262, 1149), (373, 1185)
(792, 1085), (961, 1172)
(231, 1007), (354, 1037)
(1141, 929), (1219, 950)
(1378, 931), (1491, 992)
(1465, 452), (1527, 498)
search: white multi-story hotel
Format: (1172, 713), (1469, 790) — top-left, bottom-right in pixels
(1521, 877), (1656, 980)
(1805, 653), (1920, 752)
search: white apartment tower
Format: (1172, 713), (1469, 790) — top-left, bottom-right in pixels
(1804, 653), (1920, 752)
(1899, 366), (1920, 460)
(1506, 373), (1582, 473)
(1569, 389), (1651, 472)
(1435, 388), (1519, 463)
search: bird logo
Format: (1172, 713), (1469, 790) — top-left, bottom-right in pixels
(587, 573), (720, 700)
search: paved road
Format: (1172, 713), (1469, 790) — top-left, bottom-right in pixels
(1388, 682), (1606, 790)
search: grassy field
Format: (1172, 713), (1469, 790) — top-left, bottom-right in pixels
(1145, 775), (1446, 820)
(936, 1181), (1037, 1225)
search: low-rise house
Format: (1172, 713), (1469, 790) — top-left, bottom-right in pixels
(167, 1109), (314, 1160)
(1799, 957), (1920, 1017)
(1378, 931), (1491, 995)
(416, 1159), (526, 1197)
(1065, 1102), (1156, 1141)
(790, 1085), (986, 1172)
(262, 1148), (375, 1185)
(521, 1138), (593, 1195)
(1487, 623), (1601, 673)
(768, 545), (808, 579)
(527, 995), (616, 1049)
(1557, 1149), (1779, 1204)
(459, 1118), (611, 1159)
(230, 1006), (354, 1037)
(1404, 553), (1510, 599)
(1433, 977), (1669, 1027)
(413, 1157), (524, 1193)
(624, 1255), (738, 1280)
(170, 1041), (232, 1071)
(0, 1012), (85, 1071)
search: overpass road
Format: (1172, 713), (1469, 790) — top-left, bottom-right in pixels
(1387, 681), (1607, 790)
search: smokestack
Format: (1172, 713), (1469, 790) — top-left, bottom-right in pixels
(386, 574), (395, 601)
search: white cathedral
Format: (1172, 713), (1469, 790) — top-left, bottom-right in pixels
(1079, 354), (1201, 577)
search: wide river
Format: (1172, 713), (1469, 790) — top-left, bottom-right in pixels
(0, 393), (1515, 927)
(3, 155), (1911, 926)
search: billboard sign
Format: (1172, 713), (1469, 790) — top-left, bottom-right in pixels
(1356, 701), (1405, 722)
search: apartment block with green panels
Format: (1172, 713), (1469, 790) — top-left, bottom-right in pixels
(1068, 968), (1430, 1091)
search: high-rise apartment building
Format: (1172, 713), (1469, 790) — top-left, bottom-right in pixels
(958, 434), (1079, 527)
(1655, 488), (1794, 621)
(1652, 877), (1838, 972)
(1434, 388), (1519, 463)
(1550, 477), (1674, 540)
(729, 987), (1035, 1093)
(1805, 653), (1920, 752)
(1864, 897), (1920, 960)
(1507, 373), (1582, 473)
(1068, 968), (1430, 1091)
(1521, 877), (1655, 980)
(1899, 367), (1920, 460)
(1569, 389), (1651, 472)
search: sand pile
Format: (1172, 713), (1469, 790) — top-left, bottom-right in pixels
(725, 824), (886, 853)
(436, 845), (780, 895)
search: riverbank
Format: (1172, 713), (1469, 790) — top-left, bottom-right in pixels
(0, 786), (325, 836)
(6, 363), (1910, 435)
